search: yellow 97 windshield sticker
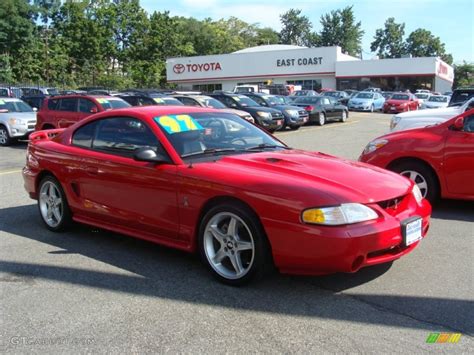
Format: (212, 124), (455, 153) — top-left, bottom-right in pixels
(0, 99), (4, 104)
(154, 114), (203, 134)
(96, 98), (109, 104)
(153, 98), (165, 104)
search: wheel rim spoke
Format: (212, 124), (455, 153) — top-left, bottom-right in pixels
(229, 253), (244, 274)
(212, 248), (226, 264)
(227, 217), (238, 237)
(209, 224), (226, 244)
(236, 240), (253, 251)
(52, 206), (62, 222)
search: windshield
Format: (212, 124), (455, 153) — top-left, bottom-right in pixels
(46, 88), (59, 95)
(272, 96), (287, 105)
(0, 100), (34, 112)
(293, 91), (310, 96)
(161, 98), (183, 105)
(391, 94), (410, 100)
(231, 95), (259, 107)
(197, 97), (226, 109)
(322, 91), (339, 97)
(261, 95), (280, 106)
(154, 112), (286, 159)
(294, 97), (321, 104)
(99, 98), (131, 110)
(428, 96), (448, 102)
(415, 94), (429, 99)
(355, 93), (374, 99)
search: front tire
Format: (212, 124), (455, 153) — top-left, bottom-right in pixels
(389, 161), (439, 203)
(0, 125), (12, 146)
(198, 202), (271, 285)
(340, 110), (348, 122)
(38, 176), (72, 232)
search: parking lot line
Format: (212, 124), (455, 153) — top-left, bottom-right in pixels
(0, 169), (22, 175)
(277, 120), (360, 136)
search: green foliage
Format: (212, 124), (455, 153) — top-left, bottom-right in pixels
(405, 29), (453, 64)
(370, 17), (406, 58)
(319, 6), (364, 56)
(279, 9), (318, 47)
(453, 62), (474, 89)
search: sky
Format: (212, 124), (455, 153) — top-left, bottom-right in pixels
(140, 0), (473, 64)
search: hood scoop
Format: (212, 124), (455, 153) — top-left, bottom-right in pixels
(266, 157), (281, 163)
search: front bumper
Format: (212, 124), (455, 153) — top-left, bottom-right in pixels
(348, 104), (372, 111)
(9, 126), (35, 139)
(262, 196), (431, 275)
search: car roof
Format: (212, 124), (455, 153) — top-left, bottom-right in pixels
(47, 94), (120, 100)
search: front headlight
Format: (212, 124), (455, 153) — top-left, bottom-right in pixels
(412, 184), (423, 205)
(390, 116), (401, 130)
(302, 203), (378, 225)
(363, 139), (388, 154)
(8, 118), (24, 126)
(285, 109), (299, 118)
(257, 111), (271, 118)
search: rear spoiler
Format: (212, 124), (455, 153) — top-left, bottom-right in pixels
(29, 129), (65, 142)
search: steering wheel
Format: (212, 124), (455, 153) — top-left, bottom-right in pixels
(230, 137), (248, 146)
(204, 120), (226, 140)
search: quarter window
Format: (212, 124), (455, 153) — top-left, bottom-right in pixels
(72, 121), (100, 148)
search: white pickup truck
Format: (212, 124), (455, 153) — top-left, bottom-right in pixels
(390, 98), (474, 132)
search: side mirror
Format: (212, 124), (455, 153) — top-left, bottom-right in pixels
(133, 148), (170, 163)
(453, 117), (464, 130)
(90, 107), (98, 113)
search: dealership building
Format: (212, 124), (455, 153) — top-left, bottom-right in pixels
(166, 45), (454, 93)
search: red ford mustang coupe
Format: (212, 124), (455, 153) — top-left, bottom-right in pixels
(23, 106), (431, 285)
(383, 93), (419, 113)
(359, 109), (474, 203)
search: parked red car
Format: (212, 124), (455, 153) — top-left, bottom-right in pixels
(383, 93), (419, 113)
(360, 109), (474, 203)
(23, 106), (431, 285)
(36, 95), (130, 130)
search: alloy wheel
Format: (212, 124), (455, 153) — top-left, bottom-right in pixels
(400, 170), (428, 198)
(318, 113), (325, 125)
(0, 128), (9, 145)
(39, 181), (64, 228)
(203, 212), (255, 280)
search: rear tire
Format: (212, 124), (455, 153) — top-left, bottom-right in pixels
(389, 161), (439, 203)
(0, 125), (12, 146)
(340, 110), (348, 122)
(317, 112), (326, 126)
(198, 202), (272, 286)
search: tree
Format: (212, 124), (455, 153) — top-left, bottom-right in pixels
(319, 6), (364, 56)
(279, 9), (318, 47)
(370, 17), (406, 58)
(405, 29), (453, 64)
(453, 62), (474, 89)
(255, 27), (280, 45)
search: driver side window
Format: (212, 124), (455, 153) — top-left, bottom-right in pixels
(463, 115), (474, 133)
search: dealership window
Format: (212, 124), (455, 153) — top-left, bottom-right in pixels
(286, 79), (322, 91)
(192, 83), (222, 93)
(336, 76), (434, 92)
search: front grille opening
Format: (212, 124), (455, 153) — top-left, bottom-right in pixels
(377, 195), (406, 210)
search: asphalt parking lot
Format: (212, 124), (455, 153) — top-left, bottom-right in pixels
(1, 112), (473, 353)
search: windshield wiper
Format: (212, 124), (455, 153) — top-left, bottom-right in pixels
(181, 148), (236, 158)
(245, 144), (291, 151)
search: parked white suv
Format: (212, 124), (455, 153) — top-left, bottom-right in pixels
(0, 98), (37, 146)
(390, 98), (474, 132)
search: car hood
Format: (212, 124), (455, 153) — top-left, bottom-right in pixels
(220, 108), (251, 117)
(0, 112), (36, 121)
(395, 106), (460, 119)
(198, 150), (412, 204)
(244, 106), (281, 114)
(350, 98), (373, 103)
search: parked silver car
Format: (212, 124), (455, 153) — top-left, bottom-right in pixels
(0, 98), (37, 146)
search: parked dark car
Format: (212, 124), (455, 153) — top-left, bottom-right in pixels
(321, 90), (350, 105)
(20, 87), (58, 96)
(245, 92), (308, 130)
(21, 95), (46, 111)
(292, 96), (349, 126)
(118, 93), (183, 106)
(448, 87), (474, 107)
(209, 92), (284, 132)
(344, 89), (358, 97)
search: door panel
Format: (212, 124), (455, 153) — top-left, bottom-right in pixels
(443, 115), (474, 196)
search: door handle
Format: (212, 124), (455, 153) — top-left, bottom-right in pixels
(85, 166), (99, 176)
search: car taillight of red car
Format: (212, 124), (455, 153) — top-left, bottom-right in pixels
(305, 105), (314, 112)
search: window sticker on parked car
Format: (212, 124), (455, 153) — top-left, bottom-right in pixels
(153, 98), (165, 103)
(96, 98), (109, 104)
(0, 100), (4, 105)
(154, 114), (203, 134)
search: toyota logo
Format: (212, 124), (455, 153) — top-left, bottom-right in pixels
(173, 64), (185, 74)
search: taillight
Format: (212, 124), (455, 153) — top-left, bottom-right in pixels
(305, 105), (314, 111)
